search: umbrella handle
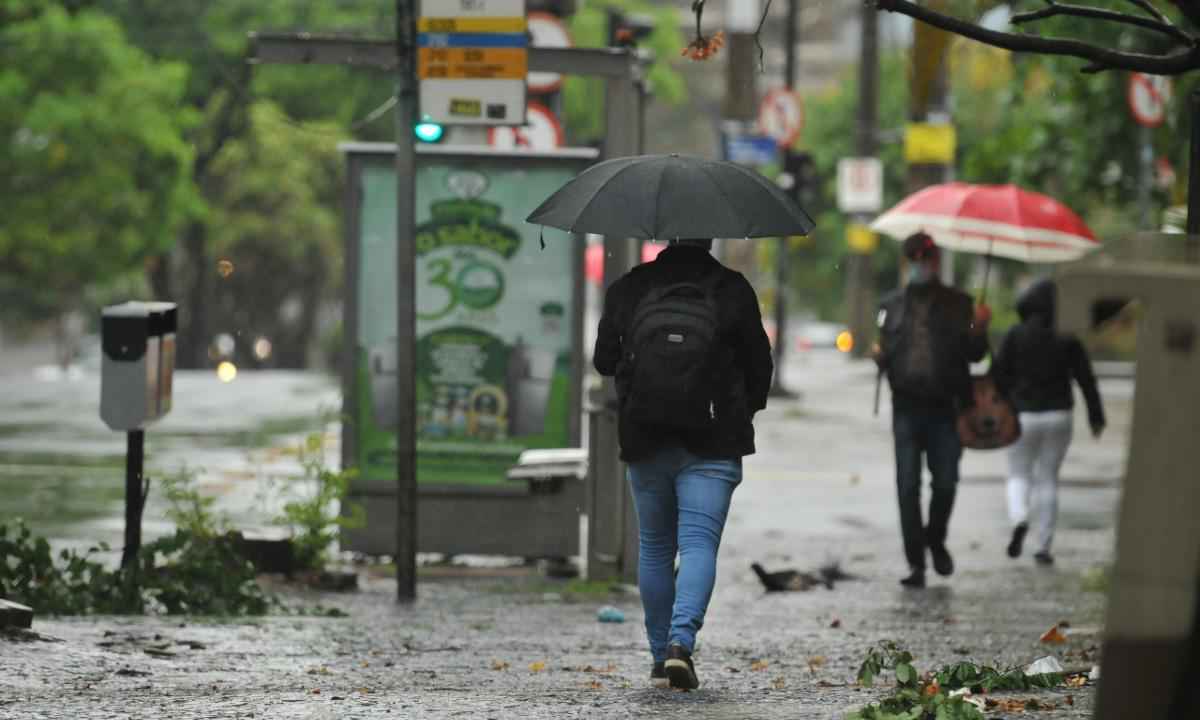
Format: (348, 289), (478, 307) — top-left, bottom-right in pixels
(978, 240), (994, 307)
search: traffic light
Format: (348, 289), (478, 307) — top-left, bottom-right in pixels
(783, 149), (817, 206)
(414, 120), (445, 144)
(606, 9), (655, 48)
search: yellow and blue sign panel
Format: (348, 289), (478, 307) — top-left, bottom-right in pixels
(417, 26), (527, 80)
(417, 0), (527, 124)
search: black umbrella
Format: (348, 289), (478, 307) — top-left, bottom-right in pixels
(526, 153), (815, 240)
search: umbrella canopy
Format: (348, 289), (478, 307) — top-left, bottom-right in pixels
(870, 183), (1099, 263)
(526, 153), (815, 240)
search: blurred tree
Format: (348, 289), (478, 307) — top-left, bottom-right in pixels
(205, 102), (342, 369)
(878, 0), (1200, 75)
(563, 0), (688, 144)
(97, 0), (394, 368)
(0, 5), (196, 362)
(950, 6), (1197, 240)
(793, 55), (909, 321)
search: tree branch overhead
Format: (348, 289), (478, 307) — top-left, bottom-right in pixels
(873, 0), (1200, 75)
(1011, 1), (1194, 47)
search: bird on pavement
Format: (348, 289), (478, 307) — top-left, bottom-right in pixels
(751, 563), (830, 592)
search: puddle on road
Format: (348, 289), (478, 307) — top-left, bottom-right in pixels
(0, 371), (339, 548)
(0, 462), (125, 536)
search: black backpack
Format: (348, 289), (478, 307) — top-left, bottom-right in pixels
(621, 277), (723, 430)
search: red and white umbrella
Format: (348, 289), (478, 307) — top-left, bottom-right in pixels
(870, 183), (1100, 263)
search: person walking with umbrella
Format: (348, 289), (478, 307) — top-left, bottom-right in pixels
(527, 154), (813, 690)
(875, 233), (991, 588)
(993, 278), (1106, 566)
(870, 184), (1100, 587)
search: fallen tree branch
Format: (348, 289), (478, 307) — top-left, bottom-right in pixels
(873, 0), (1200, 75)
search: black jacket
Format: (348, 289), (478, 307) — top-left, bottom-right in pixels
(877, 280), (989, 413)
(993, 279), (1105, 427)
(593, 245), (773, 462)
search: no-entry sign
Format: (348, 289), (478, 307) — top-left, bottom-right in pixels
(1128, 73), (1172, 128)
(487, 101), (564, 150)
(758, 89), (804, 148)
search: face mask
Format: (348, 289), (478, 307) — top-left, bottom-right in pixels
(908, 262), (935, 285)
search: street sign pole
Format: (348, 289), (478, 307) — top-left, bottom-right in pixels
(1189, 90), (1200, 254)
(849, 0), (879, 361)
(395, 0), (419, 602)
(770, 0), (800, 399)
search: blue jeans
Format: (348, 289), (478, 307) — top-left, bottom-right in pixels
(893, 407), (962, 571)
(627, 446), (741, 662)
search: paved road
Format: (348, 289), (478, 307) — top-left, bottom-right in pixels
(1, 350), (1130, 718)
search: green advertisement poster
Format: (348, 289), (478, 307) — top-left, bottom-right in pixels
(353, 152), (585, 487)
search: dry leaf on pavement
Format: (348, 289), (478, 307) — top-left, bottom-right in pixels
(529, 661), (546, 673)
(1040, 624), (1069, 644)
(491, 660), (510, 671)
(750, 660), (770, 672)
(772, 676), (786, 689)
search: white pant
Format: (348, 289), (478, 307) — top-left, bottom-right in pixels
(1006, 410), (1073, 554)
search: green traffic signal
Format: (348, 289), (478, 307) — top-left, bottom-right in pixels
(415, 121), (445, 143)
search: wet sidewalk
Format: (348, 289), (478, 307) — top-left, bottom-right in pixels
(1, 350), (1130, 719)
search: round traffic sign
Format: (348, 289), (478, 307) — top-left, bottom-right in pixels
(487, 102), (564, 151)
(1128, 73), (1172, 128)
(526, 12), (572, 94)
(758, 89), (804, 148)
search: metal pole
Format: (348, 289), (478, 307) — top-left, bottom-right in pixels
(1187, 90), (1200, 263)
(847, 1), (878, 359)
(770, 0), (799, 397)
(121, 430), (145, 570)
(1139, 124), (1154, 229)
(394, 0), (418, 602)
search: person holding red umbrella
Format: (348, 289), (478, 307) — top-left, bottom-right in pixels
(875, 232), (991, 588)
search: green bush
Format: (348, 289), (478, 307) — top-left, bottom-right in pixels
(0, 519), (270, 616)
(273, 430), (364, 571)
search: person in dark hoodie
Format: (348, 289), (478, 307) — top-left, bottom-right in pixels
(593, 237), (773, 691)
(993, 278), (1106, 565)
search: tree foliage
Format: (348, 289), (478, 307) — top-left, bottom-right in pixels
(563, 0), (688, 144)
(792, 55), (910, 320)
(0, 5), (197, 327)
(205, 102), (343, 368)
(877, 0), (1200, 75)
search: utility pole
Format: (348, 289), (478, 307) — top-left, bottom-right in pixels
(769, 0), (799, 396)
(392, 0), (419, 602)
(722, 1), (759, 122)
(1190, 90), (1200, 261)
(844, 1), (878, 359)
(248, 4), (422, 601)
(718, 0), (760, 278)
